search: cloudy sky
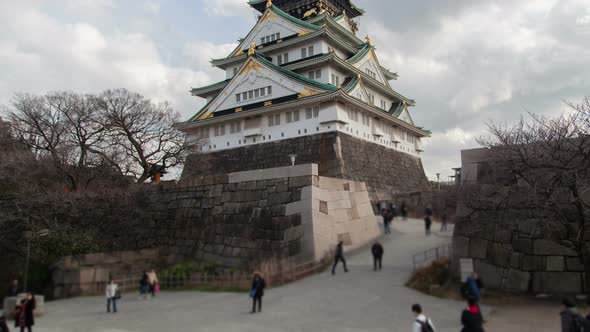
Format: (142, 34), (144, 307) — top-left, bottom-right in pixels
(1, 0), (589, 180)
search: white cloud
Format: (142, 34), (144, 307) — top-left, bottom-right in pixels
(144, 1), (160, 14)
(204, 0), (255, 17)
(0, 1), (226, 119)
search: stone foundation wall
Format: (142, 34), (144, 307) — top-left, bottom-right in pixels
(51, 164), (381, 298)
(453, 184), (588, 295)
(182, 132), (430, 204)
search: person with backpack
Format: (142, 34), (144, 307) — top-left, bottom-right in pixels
(560, 298), (590, 332)
(250, 272), (266, 314)
(14, 293), (35, 332)
(461, 297), (484, 332)
(412, 303), (436, 332)
(331, 241), (349, 275)
(371, 242), (384, 271)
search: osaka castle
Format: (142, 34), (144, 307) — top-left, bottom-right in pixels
(178, 0), (431, 197)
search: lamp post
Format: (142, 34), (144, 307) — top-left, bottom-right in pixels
(23, 229), (49, 292)
(436, 173), (441, 190)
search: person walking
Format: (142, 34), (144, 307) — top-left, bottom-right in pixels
(412, 304), (435, 332)
(424, 205), (433, 236)
(105, 279), (119, 314)
(560, 298), (590, 332)
(461, 297), (484, 332)
(331, 241), (348, 275)
(0, 310), (10, 332)
(14, 293), (35, 332)
(139, 271), (149, 299)
(371, 242), (384, 271)
(383, 209), (392, 234)
(401, 202), (408, 221)
(6, 280), (18, 297)
(250, 272), (266, 314)
(147, 269), (159, 298)
(440, 212), (448, 232)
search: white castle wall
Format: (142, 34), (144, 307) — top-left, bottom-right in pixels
(189, 101), (421, 157)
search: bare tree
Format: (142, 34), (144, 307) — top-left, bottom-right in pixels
(3, 89), (194, 186)
(98, 89), (192, 183)
(477, 97), (590, 293)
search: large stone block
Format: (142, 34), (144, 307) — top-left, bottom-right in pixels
(565, 257), (585, 272)
(533, 272), (583, 294)
(453, 236), (470, 257)
(469, 238), (488, 259)
(546, 256), (565, 271)
(488, 243), (512, 267)
(512, 238), (533, 254)
(522, 255), (545, 271)
(473, 260), (504, 289)
(533, 240), (577, 256)
(504, 269), (531, 292)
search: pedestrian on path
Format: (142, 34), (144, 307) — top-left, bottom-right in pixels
(440, 212), (448, 232)
(14, 293), (35, 332)
(412, 304), (435, 332)
(139, 272), (149, 299)
(250, 272), (266, 314)
(147, 269), (159, 298)
(424, 205), (433, 236)
(0, 310), (10, 332)
(401, 202), (408, 220)
(560, 298), (590, 332)
(331, 241), (349, 275)
(6, 280), (18, 297)
(371, 242), (384, 271)
(383, 209), (392, 234)
(105, 279), (119, 314)
(461, 297), (484, 332)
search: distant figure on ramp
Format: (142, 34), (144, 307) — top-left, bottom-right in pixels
(371, 242), (384, 271)
(331, 241), (349, 275)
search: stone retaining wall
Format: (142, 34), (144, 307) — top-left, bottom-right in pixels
(51, 164), (381, 298)
(182, 132), (430, 204)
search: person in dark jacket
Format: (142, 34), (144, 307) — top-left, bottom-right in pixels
(14, 293), (35, 332)
(560, 298), (586, 332)
(139, 272), (149, 299)
(250, 272), (266, 314)
(461, 297), (484, 332)
(424, 206), (433, 236)
(401, 202), (408, 220)
(0, 310), (10, 332)
(6, 280), (18, 297)
(331, 241), (348, 275)
(371, 242), (384, 271)
(382, 209), (392, 234)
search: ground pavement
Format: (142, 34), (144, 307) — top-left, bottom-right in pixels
(32, 219), (556, 331)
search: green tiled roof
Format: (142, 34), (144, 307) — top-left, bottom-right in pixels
(347, 43), (371, 64)
(253, 53), (338, 92)
(190, 79), (231, 94)
(269, 5), (321, 31)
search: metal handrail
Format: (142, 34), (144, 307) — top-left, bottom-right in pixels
(411, 244), (452, 271)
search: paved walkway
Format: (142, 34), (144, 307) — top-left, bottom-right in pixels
(35, 220), (467, 332)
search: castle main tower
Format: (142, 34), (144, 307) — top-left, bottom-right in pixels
(178, 0), (431, 200)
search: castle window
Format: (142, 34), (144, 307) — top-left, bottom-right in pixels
(301, 48), (307, 58)
(308, 46), (314, 56)
(267, 86), (272, 95)
(229, 121), (241, 134)
(268, 113), (281, 127)
(366, 69), (376, 79)
(236, 94), (241, 102)
(197, 126), (210, 139)
(248, 91), (253, 99)
(313, 106), (320, 118)
(213, 124), (226, 137)
(261, 88), (266, 97)
(315, 69), (321, 78)
(380, 100), (387, 110)
(278, 54), (283, 65)
(284, 53), (289, 62)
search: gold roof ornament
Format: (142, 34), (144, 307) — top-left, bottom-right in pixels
(357, 73), (362, 80)
(365, 35), (373, 47)
(248, 42), (256, 56)
(266, 0), (272, 8)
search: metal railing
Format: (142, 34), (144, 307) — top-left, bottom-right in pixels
(411, 244), (452, 271)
